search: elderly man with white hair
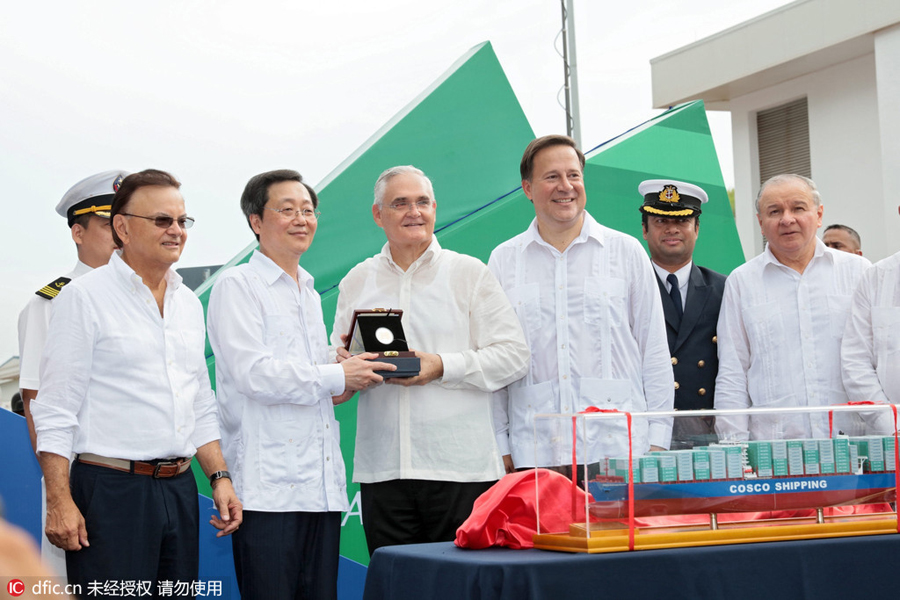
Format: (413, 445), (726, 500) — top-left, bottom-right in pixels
(715, 174), (872, 441)
(332, 165), (529, 555)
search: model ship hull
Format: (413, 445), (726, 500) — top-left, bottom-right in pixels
(588, 473), (897, 518)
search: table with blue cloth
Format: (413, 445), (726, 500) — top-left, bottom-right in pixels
(363, 535), (899, 599)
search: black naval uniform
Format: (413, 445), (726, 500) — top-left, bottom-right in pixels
(656, 263), (726, 448)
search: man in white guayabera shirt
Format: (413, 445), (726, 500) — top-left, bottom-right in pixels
(489, 134), (674, 474)
(31, 169), (242, 592)
(208, 170), (392, 600)
(715, 174), (872, 441)
(842, 204), (900, 412)
(332, 165), (529, 555)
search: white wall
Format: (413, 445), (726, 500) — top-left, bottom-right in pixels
(729, 52), (886, 260)
(875, 24), (900, 259)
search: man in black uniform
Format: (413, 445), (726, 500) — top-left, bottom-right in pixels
(639, 179), (726, 448)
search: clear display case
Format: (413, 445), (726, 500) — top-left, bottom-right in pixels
(530, 403), (899, 553)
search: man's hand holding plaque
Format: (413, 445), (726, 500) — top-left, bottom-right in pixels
(343, 309), (422, 380)
(332, 348), (397, 405)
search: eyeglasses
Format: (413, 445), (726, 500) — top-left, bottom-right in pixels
(121, 213), (195, 230)
(386, 199), (433, 212)
(265, 207), (321, 220)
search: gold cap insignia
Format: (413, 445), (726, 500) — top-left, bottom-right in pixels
(659, 185), (680, 204)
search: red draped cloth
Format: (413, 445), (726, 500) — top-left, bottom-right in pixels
(455, 469), (587, 549)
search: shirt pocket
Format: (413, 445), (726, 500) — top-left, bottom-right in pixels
(583, 277), (626, 327)
(263, 315), (299, 359)
(873, 307), (900, 356)
(580, 378), (643, 456)
(507, 283), (542, 337)
(257, 418), (321, 490)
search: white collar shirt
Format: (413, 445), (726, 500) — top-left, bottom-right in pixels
(652, 260), (692, 308)
(488, 213), (675, 467)
(842, 250), (900, 408)
(18, 260), (93, 391)
(207, 250), (348, 512)
(331, 237), (529, 483)
(32, 251), (219, 460)
(715, 239), (872, 441)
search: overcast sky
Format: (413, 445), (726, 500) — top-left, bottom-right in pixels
(0, 0), (792, 361)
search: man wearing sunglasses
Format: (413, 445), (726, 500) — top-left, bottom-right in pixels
(17, 170), (127, 576)
(31, 169), (242, 593)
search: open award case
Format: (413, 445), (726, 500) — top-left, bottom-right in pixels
(531, 403), (899, 553)
(344, 309), (420, 378)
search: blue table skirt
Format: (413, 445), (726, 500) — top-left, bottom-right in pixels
(364, 535), (899, 600)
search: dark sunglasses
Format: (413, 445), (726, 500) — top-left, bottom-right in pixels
(120, 213), (195, 230)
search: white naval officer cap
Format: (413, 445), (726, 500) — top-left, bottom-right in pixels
(638, 179), (709, 217)
(55, 170), (130, 227)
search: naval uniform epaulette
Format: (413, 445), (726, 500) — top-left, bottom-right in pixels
(35, 276), (72, 300)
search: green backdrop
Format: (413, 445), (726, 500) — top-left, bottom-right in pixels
(192, 41), (745, 568)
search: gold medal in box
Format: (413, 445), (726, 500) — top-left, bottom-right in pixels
(344, 309), (420, 378)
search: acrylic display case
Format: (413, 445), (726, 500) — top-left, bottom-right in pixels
(530, 403), (899, 553)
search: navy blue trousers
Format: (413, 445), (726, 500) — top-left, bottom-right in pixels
(66, 461), (199, 600)
(360, 479), (496, 556)
(232, 510), (341, 600)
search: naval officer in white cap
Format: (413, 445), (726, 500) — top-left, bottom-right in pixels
(639, 179), (726, 449)
(16, 169), (128, 574)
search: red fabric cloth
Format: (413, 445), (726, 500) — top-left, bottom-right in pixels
(455, 469), (588, 549)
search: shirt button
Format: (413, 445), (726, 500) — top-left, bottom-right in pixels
(674, 381), (680, 390)
(697, 360), (705, 368)
(671, 357), (678, 366)
(290, 484), (295, 489)
(326, 424), (330, 429)
(326, 456), (330, 461)
(561, 344), (566, 349)
(289, 438), (293, 443)
(562, 375), (568, 380)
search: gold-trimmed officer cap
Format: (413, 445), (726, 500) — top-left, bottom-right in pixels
(638, 179), (708, 217)
(55, 170), (130, 227)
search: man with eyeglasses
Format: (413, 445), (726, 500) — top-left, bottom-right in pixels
(207, 169), (392, 599)
(31, 169), (243, 592)
(17, 170), (127, 576)
(332, 165), (529, 555)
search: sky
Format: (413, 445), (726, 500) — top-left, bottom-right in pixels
(0, 0), (793, 362)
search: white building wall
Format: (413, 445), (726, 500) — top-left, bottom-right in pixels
(875, 24), (900, 260)
(729, 53), (884, 260)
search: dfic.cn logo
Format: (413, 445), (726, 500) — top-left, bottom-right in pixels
(7, 578), (25, 596)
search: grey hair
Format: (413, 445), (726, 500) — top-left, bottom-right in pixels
(755, 174), (821, 213)
(824, 223), (862, 248)
(373, 165), (435, 207)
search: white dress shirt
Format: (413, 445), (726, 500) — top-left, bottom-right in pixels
(208, 250), (348, 512)
(715, 239), (871, 441)
(331, 237), (529, 484)
(842, 250), (900, 407)
(488, 214), (675, 467)
(32, 252), (219, 460)
(18, 261), (92, 390)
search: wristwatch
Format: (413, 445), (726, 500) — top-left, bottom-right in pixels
(209, 470), (232, 486)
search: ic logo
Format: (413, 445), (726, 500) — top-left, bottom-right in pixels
(7, 579), (25, 596)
